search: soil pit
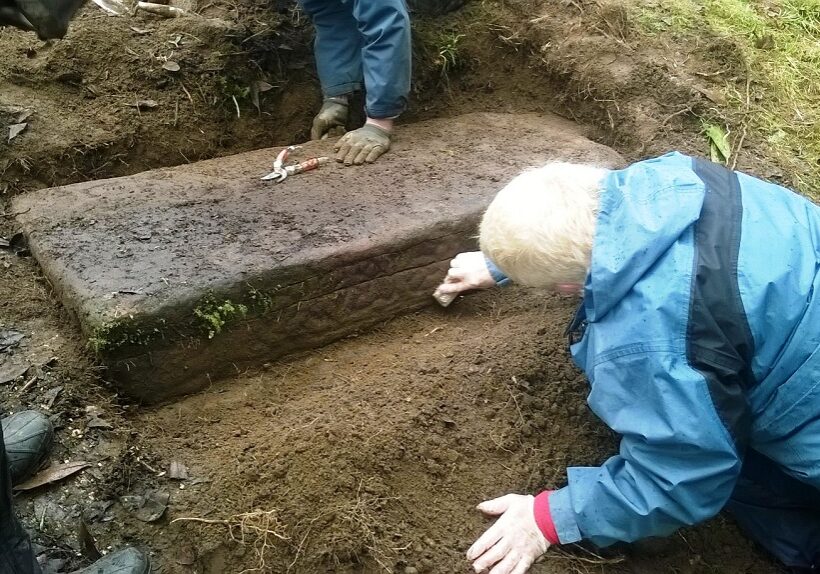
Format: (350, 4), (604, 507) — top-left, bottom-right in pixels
(121, 288), (774, 573)
(13, 112), (622, 403)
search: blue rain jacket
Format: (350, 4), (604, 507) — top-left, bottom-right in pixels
(533, 152), (820, 546)
(298, 0), (411, 118)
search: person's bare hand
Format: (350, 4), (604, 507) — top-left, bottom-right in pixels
(437, 251), (495, 294)
(467, 494), (550, 574)
(433, 251), (496, 306)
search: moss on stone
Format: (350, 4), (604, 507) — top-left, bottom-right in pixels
(88, 318), (167, 354)
(193, 297), (248, 339)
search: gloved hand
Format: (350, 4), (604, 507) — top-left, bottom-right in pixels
(334, 123), (391, 166)
(467, 494), (550, 574)
(310, 97), (349, 141)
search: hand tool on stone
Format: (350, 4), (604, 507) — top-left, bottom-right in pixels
(261, 145), (330, 183)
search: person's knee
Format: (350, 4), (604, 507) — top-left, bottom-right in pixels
(299, 0), (348, 21)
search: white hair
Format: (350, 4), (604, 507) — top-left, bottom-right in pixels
(479, 162), (609, 288)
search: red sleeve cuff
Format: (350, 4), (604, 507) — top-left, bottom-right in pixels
(533, 490), (559, 545)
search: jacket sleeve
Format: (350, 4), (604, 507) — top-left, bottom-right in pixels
(548, 348), (746, 546)
(484, 256), (511, 286)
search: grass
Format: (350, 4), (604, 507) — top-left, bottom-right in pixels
(633, 0), (820, 200)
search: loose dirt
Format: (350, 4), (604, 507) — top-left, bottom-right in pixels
(0, 0), (792, 572)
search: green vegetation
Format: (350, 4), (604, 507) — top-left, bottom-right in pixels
(437, 31), (466, 77)
(634, 0), (820, 199)
(88, 318), (166, 354)
(246, 285), (277, 314)
(193, 298), (248, 339)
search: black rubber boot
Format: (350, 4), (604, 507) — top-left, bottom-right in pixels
(70, 548), (150, 574)
(0, 0), (36, 31)
(4, 0), (86, 38)
(0, 410), (42, 574)
(2, 411), (53, 486)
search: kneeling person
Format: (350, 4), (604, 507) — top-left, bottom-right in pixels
(437, 152), (820, 573)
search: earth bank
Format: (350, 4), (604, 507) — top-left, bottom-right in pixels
(0, 0), (792, 572)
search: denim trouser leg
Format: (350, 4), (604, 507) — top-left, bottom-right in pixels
(298, 0), (363, 97)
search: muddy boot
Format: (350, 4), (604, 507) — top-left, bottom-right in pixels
(71, 548), (150, 574)
(10, 0), (86, 39)
(0, 0), (36, 31)
(2, 410), (53, 486)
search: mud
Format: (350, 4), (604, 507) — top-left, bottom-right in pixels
(129, 288), (775, 573)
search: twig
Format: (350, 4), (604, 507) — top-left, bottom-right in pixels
(731, 70), (752, 170)
(136, 458), (160, 474)
(172, 516), (230, 525)
(1, 207), (32, 218)
(18, 376), (38, 394)
(232, 95), (241, 119)
(661, 106), (693, 126)
(179, 83), (194, 107)
(731, 125), (747, 170)
(507, 376), (526, 426)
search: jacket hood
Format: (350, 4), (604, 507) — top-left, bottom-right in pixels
(584, 152), (708, 321)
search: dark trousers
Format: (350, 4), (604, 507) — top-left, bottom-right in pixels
(727, 450), (820, 571)
(0, 419), (40, 574)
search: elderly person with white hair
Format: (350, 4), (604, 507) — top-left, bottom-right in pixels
(436, 152), (820, 574)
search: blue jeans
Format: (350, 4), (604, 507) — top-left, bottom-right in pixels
(727, 449), (820, 571)
(297, 0), (411, 118)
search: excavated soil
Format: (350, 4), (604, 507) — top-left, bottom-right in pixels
(0, 0), (791, 572)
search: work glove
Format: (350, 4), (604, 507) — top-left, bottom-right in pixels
(334, 123), (391, 166)
(467, 494), (550, 574)
(310, 97), (349, 141)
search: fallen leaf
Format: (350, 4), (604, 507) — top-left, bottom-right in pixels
(175, 545), (196, 565)
(162, 61), (180, 72)
(78, 519), (102, 561)
(126, 99), (159, 110)
(0, 357), (31, 385)
(86, 415), (113, 430)
(704, 122), (731, 164)
(256, 80), (274, 93)
(16, 110), (33, 123)
(90, 0), (128, 15)
(83, 499), (114, 522)
(134, 490), (170, 522)
(0, 330), (25, 352)
(43, 386), (63, 409)
(8, 123), (26, 142)
(168, 461), (189, 480)
(14, 461), (91, 491)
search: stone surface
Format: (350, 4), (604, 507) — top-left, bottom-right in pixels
(13, 113), (623, 402)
